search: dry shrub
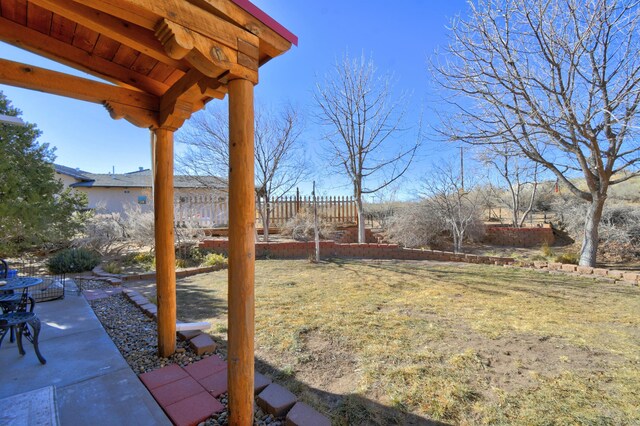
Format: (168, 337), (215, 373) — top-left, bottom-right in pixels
(280, 208), (336, 241)
(552, 197), (640, 261)
(73, 209), (127, 255)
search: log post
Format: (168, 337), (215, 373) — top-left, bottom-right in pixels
(227, 77), (255, 426)
(153, 127), (177, 357)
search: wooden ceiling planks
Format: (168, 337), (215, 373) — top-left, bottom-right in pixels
(71, 24), (99, 53)
(50, 13), (75, 43)
(92, 34), (119, 60)
(1, 0), (27, 25)
(25, 2), (51, 34)
(112, 43), (139, 69)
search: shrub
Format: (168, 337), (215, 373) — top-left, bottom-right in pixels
(102, 261), (122, 274)
(47, 248), (101, 274)
(541, 242), (555, 258)
(554, 252), (579, 265)
(280, 208), (336, 241)
(132, 252), (154, 264)
(201, 253), (228, 269)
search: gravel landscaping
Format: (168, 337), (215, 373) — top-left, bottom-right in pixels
(84, 280), (283, 426)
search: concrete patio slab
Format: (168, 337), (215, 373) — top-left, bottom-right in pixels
(35, 294), (104, 342)
(0, 327), (130, 396)
(0, 280), (171, 425)
(57, 368), (170, 426)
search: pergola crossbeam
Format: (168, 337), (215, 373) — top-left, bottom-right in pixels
(0, 57), (159, 111)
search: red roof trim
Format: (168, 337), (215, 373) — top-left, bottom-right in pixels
(230, 0), (298, 46)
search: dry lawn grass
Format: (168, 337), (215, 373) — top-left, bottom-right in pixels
(170, 259), (640, 425)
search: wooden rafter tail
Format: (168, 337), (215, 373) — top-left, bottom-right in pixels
(104, 101), (159, 129)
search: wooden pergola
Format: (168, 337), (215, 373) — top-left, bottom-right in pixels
(0, 0), (296, 423)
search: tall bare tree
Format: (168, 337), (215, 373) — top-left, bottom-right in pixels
(314, 53), (420, 243)
(177, 104), (307, 241)
(479, 144), (540, 227)
(422, 162), (485, 253)
(433, 0), (640, 266)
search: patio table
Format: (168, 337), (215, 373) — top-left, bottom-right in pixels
(0, 277), (46, 364)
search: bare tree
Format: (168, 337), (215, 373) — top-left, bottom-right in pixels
(479, 144), (540, 227)
(177, 104), (307, 241)
(422, 163), (485, 253)
(314, 52), (420, 243)
(433, 0), (640, 266)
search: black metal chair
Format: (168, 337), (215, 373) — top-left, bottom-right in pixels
(0, 259), (35, 343)
(0, 311), (46, 364)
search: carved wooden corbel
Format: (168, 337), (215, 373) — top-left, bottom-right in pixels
(104, 101), (159, 129)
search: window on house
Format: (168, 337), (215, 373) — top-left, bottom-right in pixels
(138, 195), (147, 204)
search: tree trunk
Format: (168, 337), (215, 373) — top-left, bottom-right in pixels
(355, 196), (366, 243)
(579, 196), (606, 267)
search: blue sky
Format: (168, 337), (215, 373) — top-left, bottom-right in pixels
(0, 0), (470, 197)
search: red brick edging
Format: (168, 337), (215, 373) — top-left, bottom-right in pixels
(199, 240), (515, 266)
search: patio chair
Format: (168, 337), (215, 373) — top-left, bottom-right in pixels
(0, 259), (35, 342)
(0, 311), (46, 364)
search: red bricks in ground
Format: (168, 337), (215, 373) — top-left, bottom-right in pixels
(150, 376), (204, 406)
(257, 383), (297, 417)
(285, 402), (331, 426)
(177, 330), (201, 341)
(183, 355), (227, 380)
(163, 391), (224, 426)
(198, 368), (228, 397)
(189, 334), (217, 355)
(139, 364), (189, 390)
(254, 372), (272, 394)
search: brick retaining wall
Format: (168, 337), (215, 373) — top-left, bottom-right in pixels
(483, 224), (554, 247)
(199, 239), (514, 266)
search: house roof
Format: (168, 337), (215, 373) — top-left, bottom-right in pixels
(53, 164), (91, 180)
(55, 164), (226, 189)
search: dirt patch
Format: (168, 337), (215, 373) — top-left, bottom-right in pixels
(459, 333), (611, 393)
(299, 331), (360, 395)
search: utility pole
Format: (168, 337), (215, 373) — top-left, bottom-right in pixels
(460, 146), (464, 192)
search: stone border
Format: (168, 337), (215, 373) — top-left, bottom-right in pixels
(92, 264), (226, 282)
(120, 288), (217, 355)
(507, 261), (640, 285)
(199, 240), (515, 266)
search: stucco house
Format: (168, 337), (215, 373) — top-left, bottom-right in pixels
(55, 164), (228, 226)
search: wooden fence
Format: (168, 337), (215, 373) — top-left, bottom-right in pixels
(174, 194), (357, 228)
(174, 195), (229, 228)
(264, 195), (357, 226)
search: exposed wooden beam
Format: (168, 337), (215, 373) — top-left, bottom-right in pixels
(0, 16), (168, 96)
(105, 102), (158, 128)
(79, 0), (258, 51)
(158, 69), (225, 130)
(188, 0), (292, 59)
(30, 0), (189, 72)
(0, 57), (159, 111)
(155, 18), (258, 83)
